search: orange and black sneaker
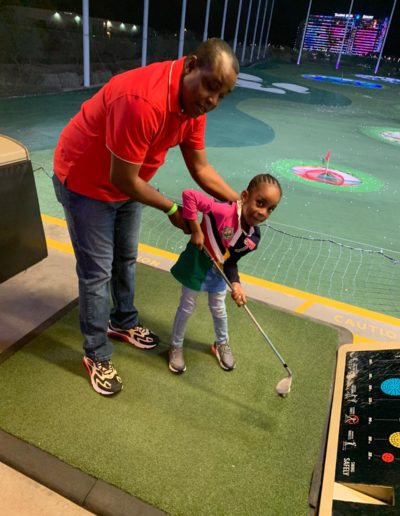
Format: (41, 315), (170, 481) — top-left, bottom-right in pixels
(107, 322), (159, 350)
(82, 356), (123, 395)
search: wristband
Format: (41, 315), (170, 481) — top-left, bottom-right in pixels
(165, 203), (178, 217)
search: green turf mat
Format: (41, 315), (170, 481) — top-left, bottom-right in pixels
(0, 265), (341, 515)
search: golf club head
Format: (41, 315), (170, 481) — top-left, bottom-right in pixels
(275, 376), (292, 397)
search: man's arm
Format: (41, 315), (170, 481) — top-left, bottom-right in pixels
(110, 154), (185, 229)
(180, 146), (239, 201)
(110, 155), (171, 210)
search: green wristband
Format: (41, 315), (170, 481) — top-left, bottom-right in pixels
(165, 203), (178, 217)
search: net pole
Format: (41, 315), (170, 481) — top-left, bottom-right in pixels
(178, 0), (187, 58)
(233, 0), (243, 53)
(256, 0), (269, 60)
(221, 0), (229, 39)
(296, 0), (313, 66)
(203, 0), (211, 42)
(241, 0), (254, 64)
(262, 0), (275, 58)
(335, 0), (354, 70)
(374, 0), (398, 75)
(250, 0), (263, 62)
(141, 0), (149, 67)
(82, 0), (90, 87)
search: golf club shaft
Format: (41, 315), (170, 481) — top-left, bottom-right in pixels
(203, 247), (292, 375)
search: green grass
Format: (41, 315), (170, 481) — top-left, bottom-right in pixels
(0, 265), (341, 515)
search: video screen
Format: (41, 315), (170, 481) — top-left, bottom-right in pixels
(303, 13), (388, 56)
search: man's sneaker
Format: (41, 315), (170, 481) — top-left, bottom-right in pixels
(82, 356), (123, 396)
(107, 322), (159, 350)
(169, 346), (186, 373)
(211, 343), (236, 371)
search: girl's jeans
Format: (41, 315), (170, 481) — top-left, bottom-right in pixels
(171, 286), (228, 347)
(53, 174), (142, 361)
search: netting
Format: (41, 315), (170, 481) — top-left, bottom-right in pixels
(140, 206), (400, 318)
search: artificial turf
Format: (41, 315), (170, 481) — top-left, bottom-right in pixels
(0, 264), (341, 515)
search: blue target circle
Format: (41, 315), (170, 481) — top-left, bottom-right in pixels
(381, 378), (400, 396)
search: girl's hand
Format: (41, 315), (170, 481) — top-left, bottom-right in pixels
(231, 282), (246, 306)
(190, 229), (205, 249)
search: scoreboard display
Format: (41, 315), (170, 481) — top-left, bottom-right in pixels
(319, 342), (400, 514)
(303, 13), (388, 57)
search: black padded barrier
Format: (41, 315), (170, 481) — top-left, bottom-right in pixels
(0, 159), (47, 283)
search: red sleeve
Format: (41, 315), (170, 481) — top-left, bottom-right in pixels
(105, 95), (159, 163)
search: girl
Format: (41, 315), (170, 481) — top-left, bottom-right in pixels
(169, 173), (282, 373)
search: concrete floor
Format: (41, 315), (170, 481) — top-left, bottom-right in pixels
(0, 462), (93, 516)
(1, 216), (399, 515)
(0, 220), (87, 514)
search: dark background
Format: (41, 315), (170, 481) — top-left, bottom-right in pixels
(2, 0), (400, 56)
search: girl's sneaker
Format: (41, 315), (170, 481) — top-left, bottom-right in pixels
(169, 345), (186, 373)
(211, 343), (236, 371)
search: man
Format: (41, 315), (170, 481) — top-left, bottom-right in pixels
(53, 38), (239, 396)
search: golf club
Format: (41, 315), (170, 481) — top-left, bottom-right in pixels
(203, 246), (293, 397)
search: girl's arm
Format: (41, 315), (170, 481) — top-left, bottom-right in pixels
(224, 257), (245, 306)
(182, 189), (214, 249)
(182, 189), (214, 220)
(224, 232), (261, 306)
(188, 219), (204, 249)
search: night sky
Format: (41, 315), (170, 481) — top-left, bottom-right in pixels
(13, 0), (400, 56)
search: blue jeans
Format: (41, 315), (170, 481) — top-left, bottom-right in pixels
(53, 174), (142, 361)
(171, 286), (228, 347)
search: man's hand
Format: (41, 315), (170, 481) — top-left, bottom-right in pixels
(168, 206), (191, 234)
(231, 282), (246, 306)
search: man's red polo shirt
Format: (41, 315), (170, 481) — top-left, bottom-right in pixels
(53, 57), (206, 201)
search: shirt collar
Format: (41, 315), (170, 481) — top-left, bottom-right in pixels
(168, 57), (186, 114)
(236, 201), (254, 236)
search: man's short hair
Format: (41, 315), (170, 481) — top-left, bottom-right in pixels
(189, 38), (239, 75)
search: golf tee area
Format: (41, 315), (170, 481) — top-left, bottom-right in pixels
(1, 58), (400, 515)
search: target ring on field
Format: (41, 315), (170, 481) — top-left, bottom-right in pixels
(271, 159), (383, 192)
(303, 168), (345, 185)
(360, 126), (400, 147)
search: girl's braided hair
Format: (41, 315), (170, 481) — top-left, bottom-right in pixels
(247, 174), (282, 195)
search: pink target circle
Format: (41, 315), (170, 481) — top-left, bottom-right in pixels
(304, 168), (345, 185)
(291, 166), (361, 186)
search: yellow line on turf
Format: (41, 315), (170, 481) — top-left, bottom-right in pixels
(352, 334), (384, 344)
(294, 299), (316, 314)
(42, 213), (400, 327)
(41, 214), (67, 227)
(138, 242), (178, 261)
(46, 238), (74, 254)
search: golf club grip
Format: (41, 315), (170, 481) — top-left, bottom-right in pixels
(202, 246), (287, 367)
